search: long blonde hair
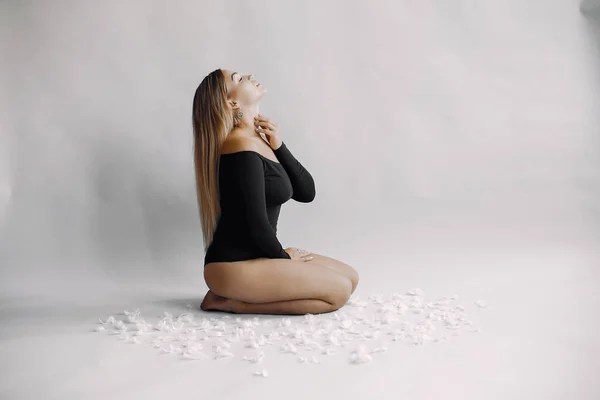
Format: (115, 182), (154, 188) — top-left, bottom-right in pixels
(192, 68), (235, 252)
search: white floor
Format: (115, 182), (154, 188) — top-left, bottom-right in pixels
(1, 244), (598, 400)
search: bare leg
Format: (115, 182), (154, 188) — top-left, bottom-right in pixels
(306, 252), (360, 294)
(203, 258), (352, 315)
(201, 290), (342, 315)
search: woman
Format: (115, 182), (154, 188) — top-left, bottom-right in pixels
(192, 68), (359, 315)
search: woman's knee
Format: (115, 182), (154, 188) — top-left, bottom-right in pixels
(307, 253), (360, 293)
(326, 275), (352, 308)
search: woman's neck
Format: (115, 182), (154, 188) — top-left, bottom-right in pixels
(229, 126), (256, 138)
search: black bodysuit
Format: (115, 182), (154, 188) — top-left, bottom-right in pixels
(204, 141), (315, 266)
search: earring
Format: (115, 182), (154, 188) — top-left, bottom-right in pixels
(233, 104), (243, 119)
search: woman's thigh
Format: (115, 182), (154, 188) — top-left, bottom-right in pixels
(303, 252), (359, 292)
(204, 258), (352, 305)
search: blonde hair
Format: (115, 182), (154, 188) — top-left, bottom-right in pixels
(191, 68), (235, 252)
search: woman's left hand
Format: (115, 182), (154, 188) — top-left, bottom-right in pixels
(254, 114), (283, 150)
(295, 248), (314, 262)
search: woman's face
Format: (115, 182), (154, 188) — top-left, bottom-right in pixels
(222, 69), (266, 106)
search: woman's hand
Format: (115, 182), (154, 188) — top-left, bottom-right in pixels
(285, 247), (314, 262)
(254, 114), (283, 150)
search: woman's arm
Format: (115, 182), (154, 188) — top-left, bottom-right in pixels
(273, 142), (316, 203)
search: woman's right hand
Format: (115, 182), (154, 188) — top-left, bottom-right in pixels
(285, 247), (314, 262)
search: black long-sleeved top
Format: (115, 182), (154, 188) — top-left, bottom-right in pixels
(204, 141), (315, 265)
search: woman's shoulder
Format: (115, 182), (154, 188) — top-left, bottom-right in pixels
(221, 134), (258, 155)
(221, 134), (277, 162)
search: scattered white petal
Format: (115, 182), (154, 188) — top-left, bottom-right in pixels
(407, 288), (424, 296)
(474, 300), (487, 308)
(349, 345), (372, 364)
(370, 345), (388, 354)
(244, 350), (265, 364)
(253, 369), (269, 377)
(118, 330), (130, 340)
(347, 295), (369, 307)
(364, 330), (380, 339)
(127, 336), (141, 344)
(185, 342), (204, 352)
(160, 344), (176, 354)
(327, 334), (341, 346)
(213, 349), (234, 359)
(280, 341), (298, 354)
(340, 320), (353, 329)
(215, 340), (231, 349)
(368, 294), (385, 305)
(177, 313), (195, 324)
(93, 292), (486, 366)
(182, 350), (207, 360)
(279, 318), (291, 328)
(293, 329), (304, 339)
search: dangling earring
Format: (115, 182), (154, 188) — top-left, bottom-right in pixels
(233, 103), (243, 119)
(233, 105), (243, 127)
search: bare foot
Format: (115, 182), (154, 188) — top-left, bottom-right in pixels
(200, 290), (240, 313)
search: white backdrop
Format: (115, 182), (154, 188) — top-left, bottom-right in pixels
(1, 1), (600, 399)
(1, 0), (598, 296)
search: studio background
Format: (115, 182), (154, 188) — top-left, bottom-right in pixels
(1, 1), (599, 399)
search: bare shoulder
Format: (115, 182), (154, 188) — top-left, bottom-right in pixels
(220, 134), (260, 155)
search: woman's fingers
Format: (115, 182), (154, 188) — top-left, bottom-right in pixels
(255, 120), (275, 130)
(254, 115), (278, 129)
(298, 248), (312, 261)
(255, 127), (271, 135)
(254, 114), (272, 123)
(290, 247), (312, 261)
